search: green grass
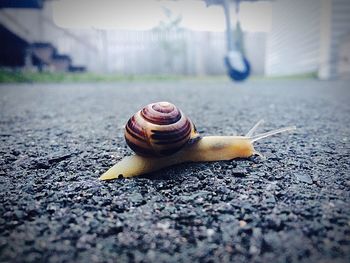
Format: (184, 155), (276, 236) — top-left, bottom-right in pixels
(0, 70), (226, 83)
(252, 71), (318, 81)
(0, 69), (317, 84)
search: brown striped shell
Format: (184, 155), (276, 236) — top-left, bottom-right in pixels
(125, 102), (199, 157)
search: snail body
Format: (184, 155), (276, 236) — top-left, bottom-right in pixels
(100, 102), (296, 180)
(100, 136), (253, 180)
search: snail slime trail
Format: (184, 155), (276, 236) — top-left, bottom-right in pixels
(100, 102), (296, 180)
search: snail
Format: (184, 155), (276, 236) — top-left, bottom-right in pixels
(100, 102), (296, 180)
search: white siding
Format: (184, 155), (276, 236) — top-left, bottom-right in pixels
(266, 0), (350, 79)
(245, 32), (266, 75)
(265, 0), (321, 76)
(330, 0), (350, 78)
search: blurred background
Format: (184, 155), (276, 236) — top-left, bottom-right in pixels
(0, 0), (349, 81)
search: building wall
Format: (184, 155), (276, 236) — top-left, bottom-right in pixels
(329, 0), (350, 78)
(266, 0), (350, 79)
(265, 0), (321, 76)
(0, 4), (102, 71)
(245, 32), (266, 75)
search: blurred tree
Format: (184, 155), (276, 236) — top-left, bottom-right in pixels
(153, 7), (186, 74)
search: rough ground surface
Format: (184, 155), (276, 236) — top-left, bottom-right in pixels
(0, 79), (349, 263)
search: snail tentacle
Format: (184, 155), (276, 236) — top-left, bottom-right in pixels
(245, 119), (264, 137)
(249, 126), (296, 143)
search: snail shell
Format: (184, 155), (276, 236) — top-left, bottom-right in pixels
(125, 101), (199, 156)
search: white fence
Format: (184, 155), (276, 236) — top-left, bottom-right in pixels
(97, 30), (227, 75)
(57, 29), (266, 75)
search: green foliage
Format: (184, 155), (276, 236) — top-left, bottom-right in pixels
(152, 7), (187, 72)
(154, 7), (183, 32)
(252, 72), (318, 81)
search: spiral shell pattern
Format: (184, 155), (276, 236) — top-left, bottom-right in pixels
(125, 102), (197, 156)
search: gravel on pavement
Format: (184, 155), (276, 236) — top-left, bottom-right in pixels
(0, 79), (349, 263)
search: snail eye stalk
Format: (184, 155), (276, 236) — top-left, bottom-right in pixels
(250, 126), (296, 143)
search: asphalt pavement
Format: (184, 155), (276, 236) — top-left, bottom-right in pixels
(0, 79), (349, 263)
